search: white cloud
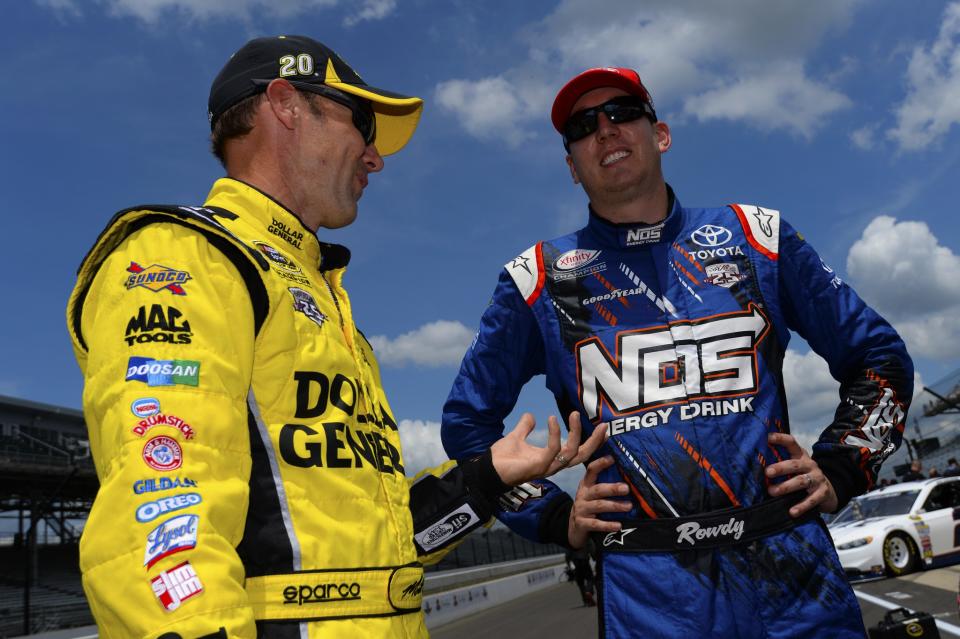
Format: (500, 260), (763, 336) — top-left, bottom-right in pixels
(436, 0), (860, 141)
(34, 0), (345, 23)
(33, 0), (81, 17)
(368, 320), (473, 367)
(682, 61), (851, 136)
(398, 419), (447, 475)
(889, 2), (960, 151)
(781, 349), (839, 452)
(846, 216), (960, 359)
(434, 76), (552, 147)
(344, 0), (397, 26)
(850, 124), (876, 150)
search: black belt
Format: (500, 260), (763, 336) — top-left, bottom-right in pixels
(595, 493), (816, 552)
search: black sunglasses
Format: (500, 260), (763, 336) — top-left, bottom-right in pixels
(282, 81), (378, 146)
(562, 95), (657, 149)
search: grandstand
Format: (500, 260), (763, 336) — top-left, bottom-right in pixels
(0, 395), (96, 638)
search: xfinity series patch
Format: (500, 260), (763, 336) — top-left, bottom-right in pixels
(142, 436), (183, 472)
(136, 493), (202, 523)
(289, 287), (328, 328)
(151, 561), (203, 612)
(552, 249), (606, 281)
(126, 357), (200, 387)
(126, 262), (192, 295)
(145, 514), (199, 568)
(414, 505), (480, 552)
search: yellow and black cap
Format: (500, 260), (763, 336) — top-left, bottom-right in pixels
(208, 35), (423, 155)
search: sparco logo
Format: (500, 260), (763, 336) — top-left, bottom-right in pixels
(554, 249), (600, 271)
(126, 305), (192, 346)
(691, 224), (732, 247)
(676, 517), (745, 546)
(283, 582), (361, 605)
(577, 305), (769, 420)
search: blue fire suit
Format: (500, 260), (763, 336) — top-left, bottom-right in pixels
(442, 189), (913, 638)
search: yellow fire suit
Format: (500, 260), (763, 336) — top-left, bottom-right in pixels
(66, 178), (503, 639)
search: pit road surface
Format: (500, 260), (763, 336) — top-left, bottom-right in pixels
(431, 565), (960, 638)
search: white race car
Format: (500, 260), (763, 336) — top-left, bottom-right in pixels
(828, 477), (960, 580)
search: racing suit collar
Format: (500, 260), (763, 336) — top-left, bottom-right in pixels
(585, 184), (683, 248)
(205, 177), (346, 269)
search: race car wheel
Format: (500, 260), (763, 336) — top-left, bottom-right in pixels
(883, 533), (919, 576)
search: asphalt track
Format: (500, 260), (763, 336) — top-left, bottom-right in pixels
(431, 565), (960, 639)
(18, 566), (960, 638)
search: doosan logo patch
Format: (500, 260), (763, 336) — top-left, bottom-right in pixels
(126, 357), (200, 387)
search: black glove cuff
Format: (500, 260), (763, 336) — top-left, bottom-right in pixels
(460, 449), (511, 514)
(538, 495), (573, 549)
(813, 454), (862, 513)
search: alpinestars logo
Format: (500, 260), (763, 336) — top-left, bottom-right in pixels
(577, 305), (770, 420)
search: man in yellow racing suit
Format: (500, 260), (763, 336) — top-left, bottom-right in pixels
(66, 35), (598, 639)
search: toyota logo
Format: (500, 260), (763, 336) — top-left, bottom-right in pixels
(691, 224), (732, 247)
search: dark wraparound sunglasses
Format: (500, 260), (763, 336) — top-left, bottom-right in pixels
(562, 95), (657, 149)
(277, 80), (378, 145)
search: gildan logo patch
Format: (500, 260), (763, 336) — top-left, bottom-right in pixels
(125, 305), (192, 346)
(133, 477), (197, 494)
(126, 262), (192, 295)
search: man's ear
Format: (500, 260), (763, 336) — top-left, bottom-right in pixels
(654, 121), (671, 154)
(566, 154), (580, 185)
(265, 78), (300, 130)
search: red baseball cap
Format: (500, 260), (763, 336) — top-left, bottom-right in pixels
(551, 67), (655, 133)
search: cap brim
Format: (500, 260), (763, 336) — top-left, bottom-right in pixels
(551, 70), (648, 133)
(330, 82), (423, 156)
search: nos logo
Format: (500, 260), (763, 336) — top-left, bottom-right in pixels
(576, 305), (770, 420)
(126, 305), (192, 346)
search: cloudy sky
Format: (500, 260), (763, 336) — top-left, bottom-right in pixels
(4, 0), (960, 491)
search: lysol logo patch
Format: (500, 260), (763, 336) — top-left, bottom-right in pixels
(132, 413), (195, 439)
(690, 225), (732, 248)
(675, 517), (745, 546)
(131, 397), (161, 418)
(136, 492), (202, 523)
(125, 357), (200, 387)
(289, 287), (328, 328)
(144, 514), (199, 568)
(414, 505), (480, 552)
(142, 436), (183, 472)
(125, 262), (192, 295)
(151, 560), (203, 612)
(554, 249), (600, 271)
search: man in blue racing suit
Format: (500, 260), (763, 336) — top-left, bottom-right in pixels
(441, 67), (913, 637)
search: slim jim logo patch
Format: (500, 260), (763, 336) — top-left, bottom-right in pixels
(126, 262), (192, 295)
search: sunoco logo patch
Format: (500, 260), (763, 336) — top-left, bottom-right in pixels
(126, 262), (192, 295)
